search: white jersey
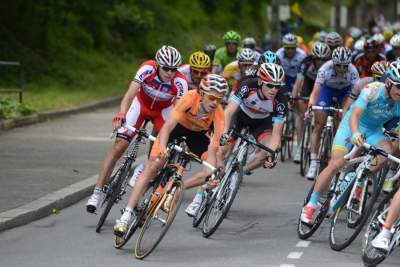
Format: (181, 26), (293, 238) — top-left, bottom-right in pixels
(177, 64), (197, 90)
(315, 60), (359, 90)
(276, 48), (306, 78)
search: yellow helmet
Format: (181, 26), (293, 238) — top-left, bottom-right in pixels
(189, 51), (211, 69)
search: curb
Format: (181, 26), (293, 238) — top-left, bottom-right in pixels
(0, 95), (122, 131)
(0, 154), (147, 232)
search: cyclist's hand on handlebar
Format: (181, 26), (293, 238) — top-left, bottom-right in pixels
(305, 105), (313, 119)
(112, 112), (126, 130)
(220, 132), (231, 146)
(351, 132), (365, 147)
(263, 152), (277, 169)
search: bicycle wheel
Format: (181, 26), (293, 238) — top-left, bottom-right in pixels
(192, 190), (212, 228)
(96, 164), (130, 233)
(361, 189), (396, 267)
(134, 179), (184, 259)
(280, 122), (287, 162)
(300, 119), (312, 176)
(329, 169), (382, 251)
(316, 129), (333, 176)
(297, 175), (337, 240)
(287, 111), (295, 159)
(202, 165), (242, 238)
(113, 184), (154, 249)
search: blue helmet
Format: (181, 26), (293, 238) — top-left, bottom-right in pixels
(259, 50), (280, 65)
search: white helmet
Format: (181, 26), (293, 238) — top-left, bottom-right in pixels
(155, 45), (182, 68)
(282, 33), (297, 47)
(372, 33), (385, 45)
(387, 61), (400, 84)
(200, 74), (228, 95)
(390, 34), (400, 48)
(312, 42), (330, 59)
(354, 39), (365, 51)
(242, 37), (257, 49)
(237, 48), (256, 63)
(332, 47), (352, 65)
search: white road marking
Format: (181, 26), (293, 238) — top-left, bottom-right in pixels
(287, 251), (303, 259)
(280, 264), (296, 267)
(296, 241), (311, 247)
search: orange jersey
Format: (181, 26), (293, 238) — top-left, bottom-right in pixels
(171, 90), (224, 147)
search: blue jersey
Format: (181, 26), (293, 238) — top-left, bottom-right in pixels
(343, 82), (400, 130)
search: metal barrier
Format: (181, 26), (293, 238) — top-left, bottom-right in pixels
(0, 61), (24, 103)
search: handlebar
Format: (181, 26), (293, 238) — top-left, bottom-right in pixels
(311, 106), (343, 113)
(232, 129), (275, 155)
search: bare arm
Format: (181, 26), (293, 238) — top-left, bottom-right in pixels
(119, 81), (141, 113)
(292, 78), (304, 98)
(308, 83), (321, 107)
(223, 101), (240, 133)
(267, 122), (284, 151)
(158, 116), (178, 151)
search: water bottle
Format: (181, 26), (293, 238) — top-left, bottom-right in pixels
(330, 171), (356, 214)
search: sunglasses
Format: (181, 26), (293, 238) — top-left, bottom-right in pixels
(262, 82), (284, 90)
(314, 57), (327, 62)
(284, 46), (296, 50)
(202, 93), (223, 103)
(162, 66), (178, 73)
(191, 68), (209, 76)
(334, 64), (349, 70)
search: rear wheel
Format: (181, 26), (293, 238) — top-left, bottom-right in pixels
(300, 119), (312, 176)
(134, 179), (184, 259)
(316, 129), (332, 176)
(286, 111), (295, 159)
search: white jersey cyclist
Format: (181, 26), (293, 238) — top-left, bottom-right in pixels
(276, 47), (306, 93)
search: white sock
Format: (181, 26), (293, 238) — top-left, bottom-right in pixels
(311, 153), (318, 160)
(193, 192), (204, 203)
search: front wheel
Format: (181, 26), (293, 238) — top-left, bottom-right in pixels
(134, 179), (184, 259)
(300, 119), (312, 176)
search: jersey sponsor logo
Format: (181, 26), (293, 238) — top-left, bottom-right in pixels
(276, 103), (285, 112)
(239, 85), (249, 97)
(138, 69), (153, 81)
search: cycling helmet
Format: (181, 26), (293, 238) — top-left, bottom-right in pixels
(372, 33), (385, 45)
(258, 63), (285, 85)
(312, 42), (330, 59)
(371, 60), (387, 77)
(354, 39), (365, 51)
(155, 45), (182, 68)
(199, 74), (228, 95)
(390, 34), (400, 47)
(282, 33), (297, 47)
(189, 51), (211, 69)
(318, 31), (328, 43)
(325, 32), (343, 47)
(223, 30), (241, 44)
(332, 47), (352, 65)
(242, 37), (256, 49)
(203, 44), (216, 56)
(237, 48), (256, 63)
(364, 38), (377, 50)
(259, 50), (278, 64)
(386, 61), (400, 84)
(349, 27), (362, 40)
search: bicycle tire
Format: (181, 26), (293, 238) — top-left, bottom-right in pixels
(297, 174), (338, 240)
(316, 129), (332, 176)
(96, 164), (130, 233)
(202, 165), (242, 238)
(361, 189), (397, 266)
(192, 190), (211, 228)
(329, 169), (383, 251)
(135, 179), (184, 259)
(280, 122), (287, 162)
(287, 111), (295, 159)
(300, 119), (312, 176)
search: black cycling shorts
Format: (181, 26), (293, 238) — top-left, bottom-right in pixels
(232, 109), (273, 142)
(168, 123), (210, 157)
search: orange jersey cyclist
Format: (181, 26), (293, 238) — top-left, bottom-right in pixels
(114, 74), (228, 235)
(86, 45), (188, 213)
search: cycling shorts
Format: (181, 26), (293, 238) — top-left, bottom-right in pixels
(116, 97), (172, 142)
(232, 108), (272, 143)
(150, 123), (210, 159)
(299, 77), (314, 98)
(332, 120), (388, 153)
(384, 117), (400, 132)
(316, 84), (350, 108)
(284, 76), (296, 94)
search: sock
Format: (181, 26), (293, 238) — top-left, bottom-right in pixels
(311, 153), (318, 160)
(381, 225), (393, 239)
(124, 207), (134, 214)
(193, 191), (205, 203)
(308, 192), (320, 207)
(94, 186), (102, 195)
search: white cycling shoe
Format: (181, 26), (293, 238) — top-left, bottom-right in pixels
(306, 161), (319, 180)
(86, 192), (103, 213)
(371, 231), (391, 252)
(185, 199), (202, 217)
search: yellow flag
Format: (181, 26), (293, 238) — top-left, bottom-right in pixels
(291, 2), (302, 17)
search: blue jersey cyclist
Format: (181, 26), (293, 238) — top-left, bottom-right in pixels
(305, 46), (360, 180)
(276, 33), (306, 94)
(301, 61), (400, 225)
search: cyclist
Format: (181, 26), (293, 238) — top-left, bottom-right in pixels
(276, 33), (306, 94)
(305, 47), (360, 180)
(242, 37), (262, 58)
(223, 48), (257, 94)
(301, 61), (400, 225)
(184, 63), (287, 217)
(204, 44), (217, 63)
(292, 42), (330, 163)
(212, 30), (241, 74)
(85, 45), (188, 213)
(114, 74), (228, 234)
(325, 32), (343, 58)
(386, 34), (400, 62)
(373, 33), (386, 54)
(178, 51), (211, 90)
(354, 38), (386, 78)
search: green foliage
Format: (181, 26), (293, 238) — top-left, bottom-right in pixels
(0, 99), (33, 119)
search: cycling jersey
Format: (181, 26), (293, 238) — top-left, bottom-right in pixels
(354, 53), (386, 78)
(386, 49), (400, 62)
(332, 82), (400, 152)
(134, 60), (188, 110)
(276, 47), (306, 93)
(177, 64), (197, 90)
(297, 56), (319, 97)
(231, 78), (288, 122)
(223, 60), (241, 81)
(213, 47), (241, 73)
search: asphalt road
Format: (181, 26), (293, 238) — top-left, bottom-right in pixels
(1, 160), (399, 267)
